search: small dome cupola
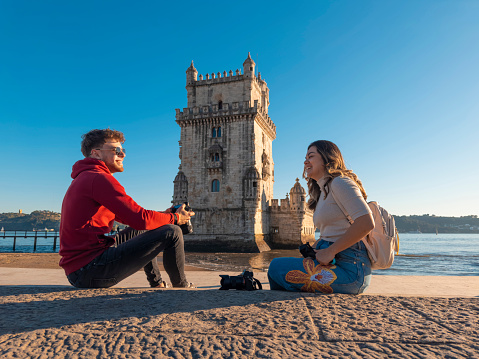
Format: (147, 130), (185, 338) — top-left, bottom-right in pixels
(290, 178), (306, 194)
(186, 60), (198, 85)
(243, 52), (255, 78)
(174, 171), (187, 182)
(289, 178), (306, 211)
(173, 171), (188, 203)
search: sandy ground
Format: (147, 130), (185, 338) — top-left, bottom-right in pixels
(0, 252), (203, 271)
(1, 253), (478, 358)
(1, 287), (478, 358)
(0, 252), (65, 269)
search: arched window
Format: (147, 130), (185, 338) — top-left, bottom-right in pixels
(212, 127), (217, 137)
(211, 179), (220, 192)
(217, 126), (221, 137)
(214, 153), (219, 161)
(218, 101), (223, 109)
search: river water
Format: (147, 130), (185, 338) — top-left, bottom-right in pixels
(1, 232), (477, 276)
(185, 233), (479, 276)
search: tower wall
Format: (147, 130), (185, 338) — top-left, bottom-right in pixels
(173, 55), (312, 252)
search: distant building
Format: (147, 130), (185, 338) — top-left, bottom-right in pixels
(19, 209), (22, 214)
(173, 54), (314, 252)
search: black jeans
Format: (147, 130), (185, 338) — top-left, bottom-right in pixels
(114, 227), (164, 287)
(67, 224), (188, 288)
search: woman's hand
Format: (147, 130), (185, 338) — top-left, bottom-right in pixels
(314, 213), (374, 265)
(314, 247), (336, 265)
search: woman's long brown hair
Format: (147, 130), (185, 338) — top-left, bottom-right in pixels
(305, 140), (367, 211)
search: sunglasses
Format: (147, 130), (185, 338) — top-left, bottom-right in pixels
(94, 147), (126, 156)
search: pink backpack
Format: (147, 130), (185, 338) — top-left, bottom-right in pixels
(330, 190), (399, 270)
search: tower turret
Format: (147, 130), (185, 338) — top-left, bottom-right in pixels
(186, 61), (198, 85)
(173, 171), (188, 204)
(290, 178), (306, 212)
(243, 52), (255, 78)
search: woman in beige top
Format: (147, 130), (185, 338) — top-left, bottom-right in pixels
(267, 140), (375, 294)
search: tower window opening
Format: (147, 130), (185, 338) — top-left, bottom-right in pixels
(217, 126), (221, 137)
(252, 181), (257, 188)
(218, 101), (223, 109)
(212, 179), (220, 192)
(214, 153), (220, 161)
(212, 128), (217, 138)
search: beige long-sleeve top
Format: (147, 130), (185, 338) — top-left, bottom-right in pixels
(314, 175), (372, 242)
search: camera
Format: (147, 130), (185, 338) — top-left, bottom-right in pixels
(219, 270), (262, 291)
(299, 243), (316, 259)
(171, 202), (193, 235)
(299, 243), (336, 265)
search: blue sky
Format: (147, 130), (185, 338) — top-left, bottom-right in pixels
(1, 0), (478, 217)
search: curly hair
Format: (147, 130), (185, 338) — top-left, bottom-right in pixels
(80, 128), (125, 157)
(304, 140), (367, 211)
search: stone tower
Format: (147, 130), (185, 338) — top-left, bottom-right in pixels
(174, 54), (314, 251)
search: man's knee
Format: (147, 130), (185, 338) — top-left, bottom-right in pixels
(151, 224), (183, 242)
(170, 225), (184, 244)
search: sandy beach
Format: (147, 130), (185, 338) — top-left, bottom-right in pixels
(0, 253), (478, 358)
(0, 252), (204, 271)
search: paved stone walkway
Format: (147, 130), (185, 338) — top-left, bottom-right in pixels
(0, 286), (477, 358)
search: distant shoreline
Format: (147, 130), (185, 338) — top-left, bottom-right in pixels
(2, 211), (479, 233)
(1, 228), (479, 234)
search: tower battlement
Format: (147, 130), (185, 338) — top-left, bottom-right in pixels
(270, 197), (293, 212)
(175, 100), (275, 139)
(186, 52), (262, 86)
(192, 70), (267, 87)
(176, 100), (266, 117)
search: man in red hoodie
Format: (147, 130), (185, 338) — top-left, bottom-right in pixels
(59, 128), (194, 288)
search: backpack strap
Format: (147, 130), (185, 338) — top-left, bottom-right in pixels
(329, 182), (375, 258)
(329, 184), (354, 225)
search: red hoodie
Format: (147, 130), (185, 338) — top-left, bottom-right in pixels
(59, 158), (177, 275)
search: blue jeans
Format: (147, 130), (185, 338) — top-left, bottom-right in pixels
(67, 225), (188, 288)
(267, 240), (372, 294)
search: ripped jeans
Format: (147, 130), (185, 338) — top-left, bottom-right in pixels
(267, 240), (372, 294)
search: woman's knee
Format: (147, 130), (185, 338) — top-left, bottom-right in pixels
(267, 258), (286, 278)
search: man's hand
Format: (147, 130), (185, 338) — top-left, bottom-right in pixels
(175, 204), (195, 226)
